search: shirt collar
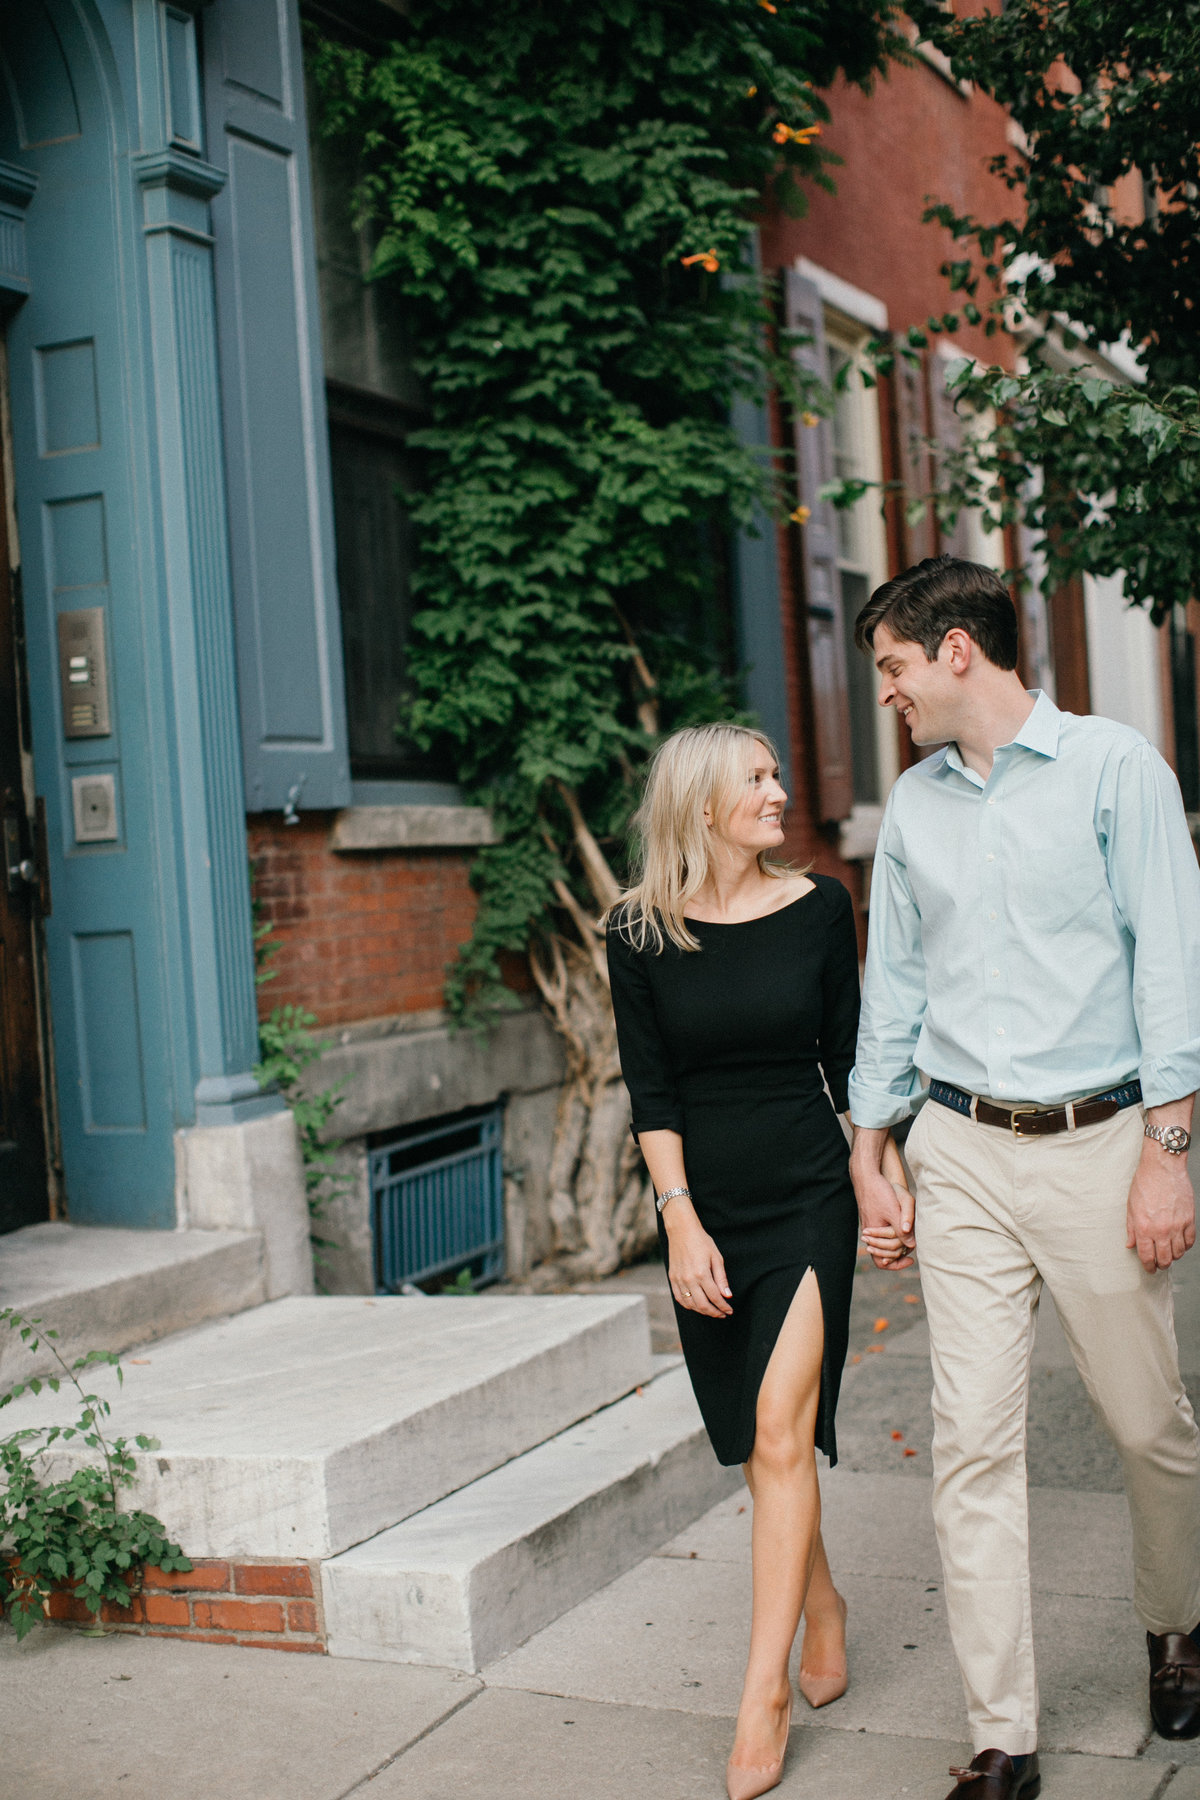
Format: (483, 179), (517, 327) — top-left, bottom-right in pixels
(941, 690), (1061, 783)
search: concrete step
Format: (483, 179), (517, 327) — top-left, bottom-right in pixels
(4, 1293), (652, 1560)
(321, 1360), (740, 1673)
(0, 1222), (266, 1383)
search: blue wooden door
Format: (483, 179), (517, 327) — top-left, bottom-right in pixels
(0, 4), (177, 1224)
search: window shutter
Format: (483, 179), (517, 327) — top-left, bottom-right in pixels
(927, 354), (972, 558)
(201, 0), (351, 813)
(784, 271), (854, 824)
(893, 345), (937, 564)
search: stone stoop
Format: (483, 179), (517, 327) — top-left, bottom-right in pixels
(0, 1222), (266, 1383)
(320, 1360), (740, 1673)
(1, 1293), (654, 1562)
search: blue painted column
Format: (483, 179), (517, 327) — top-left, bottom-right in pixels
(132, 1), (279, 1128)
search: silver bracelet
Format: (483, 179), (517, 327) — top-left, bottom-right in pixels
(655, 1185), (691, 1214)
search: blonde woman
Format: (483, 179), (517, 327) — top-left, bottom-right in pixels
(606, 723), (911, 1800)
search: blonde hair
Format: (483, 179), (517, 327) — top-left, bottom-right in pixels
(609, 723), (794, 954)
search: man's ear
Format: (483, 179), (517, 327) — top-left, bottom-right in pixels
(942, 627), (973, 673)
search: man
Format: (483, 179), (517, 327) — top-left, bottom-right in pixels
(848, 555), (1200, 1800)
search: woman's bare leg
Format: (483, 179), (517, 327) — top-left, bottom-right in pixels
(730, 1268), (835, 1772)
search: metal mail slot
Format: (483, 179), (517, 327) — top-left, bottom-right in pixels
(56, 606), (111, 739)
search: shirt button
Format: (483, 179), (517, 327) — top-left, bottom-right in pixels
(986, 853), (995, 862)
(987, 798), (996, 806)
(991, 968), (1000, 977)
(996, 1027), (1006, 1036)
(988, 911), (997, 921)
(998, 1081), (1008, 1091)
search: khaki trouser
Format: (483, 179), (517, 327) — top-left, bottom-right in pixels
(905, 1098), (1200, 1756)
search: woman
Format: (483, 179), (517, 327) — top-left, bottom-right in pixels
(606, 723), (911, 1800)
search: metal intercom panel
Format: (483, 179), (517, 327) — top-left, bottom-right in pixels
(56, 606), (111, 739)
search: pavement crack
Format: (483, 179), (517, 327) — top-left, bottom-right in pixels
(333, 1681), (485, 1797)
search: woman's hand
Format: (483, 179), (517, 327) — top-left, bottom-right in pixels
(852, 1127), (916, 1271)
(663, 1200), (733, 1317)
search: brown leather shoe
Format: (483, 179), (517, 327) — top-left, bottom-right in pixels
(944, 1750), (1041, 1798)
(1148, 1628), (1200, 1739)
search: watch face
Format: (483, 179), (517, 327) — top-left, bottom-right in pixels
(1162, 1126), (1191, 1154)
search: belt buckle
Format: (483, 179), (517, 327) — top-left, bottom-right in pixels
(1009, 1106), (1039, 1137)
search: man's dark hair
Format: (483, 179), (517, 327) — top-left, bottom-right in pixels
(853, 555), (1019, 670)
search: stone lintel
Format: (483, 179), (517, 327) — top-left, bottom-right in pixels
(329, 804), (497, 852)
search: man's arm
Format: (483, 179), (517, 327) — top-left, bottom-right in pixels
(1127, 1094), (1196, 1272)
(848, 799), (926, 1269)
(1103, 742), (1200, 1271)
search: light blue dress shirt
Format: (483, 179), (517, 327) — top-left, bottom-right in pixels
(848, 692), (1200, 1128)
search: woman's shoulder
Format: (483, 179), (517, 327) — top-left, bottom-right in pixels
(802, 871), (854, 916)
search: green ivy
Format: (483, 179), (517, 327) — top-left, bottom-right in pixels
(0, 1310), (190, 1641)
(883, 0), (1200, 622)
(308, 0), (900, 1018)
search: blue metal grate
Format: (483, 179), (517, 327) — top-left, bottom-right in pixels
(369, 1103), (505, 1292)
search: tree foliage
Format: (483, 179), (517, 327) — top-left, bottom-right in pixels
(308, 0), (899, 1017)
(896, 0), (1200, 622)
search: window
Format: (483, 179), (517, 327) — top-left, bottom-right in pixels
(826, 322), (896, 812)
(305, 26), (444, 782)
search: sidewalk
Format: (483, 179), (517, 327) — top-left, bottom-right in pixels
(6, 1208), (1200, 1800)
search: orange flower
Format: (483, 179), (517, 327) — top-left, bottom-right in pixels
(773, 123), (822, 148)
(904, 1293), (920, 1304)
(746, 84), (758, 98)
(759, 1), (778, 11)
(789, 504), (811, 525)
(800, 410), (820, 427)
(681, 250), (720, 273)
(873, 1317), (889, 1333)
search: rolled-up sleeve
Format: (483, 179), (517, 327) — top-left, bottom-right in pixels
(606, 922), (685, 1137)
(1101, 741), (1200, 1105)
(848, 796), (929, 1128)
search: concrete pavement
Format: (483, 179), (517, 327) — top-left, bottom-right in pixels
(7, 1176), (1200, 1800)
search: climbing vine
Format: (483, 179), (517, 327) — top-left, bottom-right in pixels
(308, 1), (900, 1273)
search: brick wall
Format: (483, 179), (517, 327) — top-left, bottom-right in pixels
(46, 1559), (326, 1653)
(249, 814), (478, 1027)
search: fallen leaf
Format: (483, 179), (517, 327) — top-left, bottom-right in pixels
(904, 1294), (920, 1304)
(737, 1505), (746, 1514)
(635, 1386), (644, 1396)
(891, 1430), (904, 1441)
(850, 1353), (862, 1364)
(873, 1318), (889, 1333)
(867, 1344), (885, 1354)
(689, 1550), (698, 1559)
(903, 1447), (918, 1458)
(129, 1359), (150, 1365)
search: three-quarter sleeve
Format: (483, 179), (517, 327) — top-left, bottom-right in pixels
(817, 880), (862, 1113)
(606, 920), (685, 1137)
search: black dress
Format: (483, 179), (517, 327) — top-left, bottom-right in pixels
(606, 874), (861, 1467)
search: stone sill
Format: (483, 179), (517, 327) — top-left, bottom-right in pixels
(329, 804), (497, 852)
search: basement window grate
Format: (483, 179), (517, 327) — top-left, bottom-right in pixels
(369, 1102), (505, 1292)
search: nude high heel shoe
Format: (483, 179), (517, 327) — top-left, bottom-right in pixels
(725, 1697), (791, 1800)
(797, 1590), (848, 1709)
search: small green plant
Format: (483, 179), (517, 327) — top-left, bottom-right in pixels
(440, 1266), (478, 1297)
(0, 1309), (191, 1642)
(250, 862), (351, 1268)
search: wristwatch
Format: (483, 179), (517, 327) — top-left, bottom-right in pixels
(1144, 1123), (1192, 1156)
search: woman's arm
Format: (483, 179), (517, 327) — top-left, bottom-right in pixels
(638, 1129), (732, 1319)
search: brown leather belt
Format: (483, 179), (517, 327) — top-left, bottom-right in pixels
(928, 1078), (1143, 1138)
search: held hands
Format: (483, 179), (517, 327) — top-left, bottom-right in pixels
(851, 1131), (916, 1271)
(663, 1198), (733, 1317)
(1127, 1141), (1196, 1272)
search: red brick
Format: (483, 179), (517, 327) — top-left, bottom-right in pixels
(286, 1600), (318, 1632)
(143, 1560), (230, 1592)
(233, 1564), (313, 1598)
(46, 1593), (92, 1623)
(144, 1595), (190, 1626)
(193, 1598), (285, 1633)
(100, 1595), (146, 1625)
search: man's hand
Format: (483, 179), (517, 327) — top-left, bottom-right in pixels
(851, 1125), (916, 1271)
(1127, 1144), (1196, 1272)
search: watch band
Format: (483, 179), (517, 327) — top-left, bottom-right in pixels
(1144, 1123), (1192, 1156)
(655, 1185), (691, 1214)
